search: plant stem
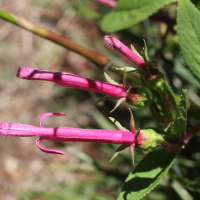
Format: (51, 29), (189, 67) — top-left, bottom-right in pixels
(0, 9), (140, 84)
(182, 121), (200, 145)
(150, 102), (169, 126)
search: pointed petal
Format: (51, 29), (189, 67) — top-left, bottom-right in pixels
(39, 113), (66, 127)
(96, 95), (118, 104)
(110, 144), (129, 162)
(36, 136), (68, 155)
(109, 117), (129, 132)
(129, 143), (135, 165)
(104, 72), (121, 86)
(110, 97), (126, 113)
(128, 108), (135, 133)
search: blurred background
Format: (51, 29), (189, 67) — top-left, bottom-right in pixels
(0, 0), (200, 199)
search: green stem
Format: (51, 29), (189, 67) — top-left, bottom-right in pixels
(0, 9), (140, 84)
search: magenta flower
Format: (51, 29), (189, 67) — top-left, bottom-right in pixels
(0, 113), (136, 155)
(17, 67), (127, 99)
(104, 36), (146, 70)
(92, 0), (117, 8)
(0, 113), (164, 162)
(17, 67), (151, 110)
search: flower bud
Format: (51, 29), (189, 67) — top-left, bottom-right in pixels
(126, 87), (152, 107)
(137, 129), (164, 151)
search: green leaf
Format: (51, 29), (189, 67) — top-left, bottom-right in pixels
(78, 7), (101, 20)
(173, 63), (200, 89)
(177, 0), (200, 82)
(168, 90), (189, 138)
(171, 180), (193, 200)
(191, 0), (200, 10)
(168, 173), (200, 193)
(100, 0), (176, 32)
(118, 149), (177, 200)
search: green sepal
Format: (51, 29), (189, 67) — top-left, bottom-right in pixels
(166, 90), (189, 139)
(110, 97), (126, 113)
(104, 72), (121, 86)
(162, 81), (177, 120)
(96, 95), (118, 104)
(126, 86), (132, 97)
(115, 66), (138, 72)
(142, 42), (177, 120)
(144, 76), (177, 121)
(139, 129), (164, 151)
(110, 144), (129, 162)
(143, 40), (158, 75)
(109, 117), (129, 132)
(126, 85), (152, 107)
(129, 143), (135, 165)
(128, 108), (135, 132)
(131, 44), (143, 60)
(141, 76), (172, 123)
(123, 67), (129, 88)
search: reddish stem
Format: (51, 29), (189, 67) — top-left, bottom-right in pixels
(150, 102), (169, 126)
(181, 121), (200, 146)
(162, 141), (171, 152)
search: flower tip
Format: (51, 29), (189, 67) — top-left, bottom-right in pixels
(36, 137), (68, 155)
(17, 66), (38, 79)
(104, 35), (119, 48)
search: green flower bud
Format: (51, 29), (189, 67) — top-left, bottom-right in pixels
(137, 129), (164, 151)
(146, 72), (165, 92)
(126, 87), (152, 107)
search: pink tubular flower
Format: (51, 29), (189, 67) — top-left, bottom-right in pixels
(0, 113), (137, 155)
(0, 113), (164, 163)
(17, 67), (127, 99)
(104, 36), (146, 70)
(17, 67), (151, 108)
(92, 0), (117, 8)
